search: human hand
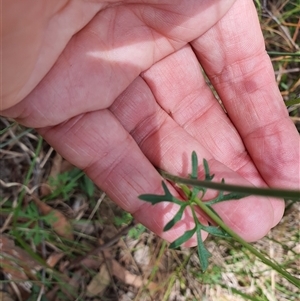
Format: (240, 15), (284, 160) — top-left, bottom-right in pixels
(2, 0), (299, 244)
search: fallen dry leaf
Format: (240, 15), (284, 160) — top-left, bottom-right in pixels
(111, 259), (157, 291)
(49, 153), (63, 179)
(86, 264), (111, 297)
(40, 153), (62, 197)
(46, 252), (65, 268)
(32, 196), (74, 240)
(0, 235), (41, 294)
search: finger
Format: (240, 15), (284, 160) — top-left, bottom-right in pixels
(141, 45), (285, 227)
(110, 76), (275, 242)
(1, 1), (235, 126)
(38, 110), (209, 245)
(191, 0), (300, 189)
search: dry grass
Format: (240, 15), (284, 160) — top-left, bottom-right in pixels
(1, 0), (299, 300)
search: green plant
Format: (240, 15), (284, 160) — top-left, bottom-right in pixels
(114, 211), (146, 239)
(13, 202), (54, 245)
(114, 211), (134, 227)
(139, 151), (300, 287)
(46, 168), (84, 200)
(128, 224), (146, 240)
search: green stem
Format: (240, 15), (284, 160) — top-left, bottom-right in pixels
(159, 169), (300, 200)
(193, 197), (300, 287)
(285, 98), (300, 107)
(162, 252), (191, 301)
(267, 51), (300, 57)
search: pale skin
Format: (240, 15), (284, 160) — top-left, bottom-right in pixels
(1, 0), (299, 244)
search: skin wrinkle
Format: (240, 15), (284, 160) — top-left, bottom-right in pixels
(142, 49), (252, 173)
(243, 116), (291, 142)
(175, 92), (215, 127)
(145, 48), (199, 98)
(104, 177), (144, 212)
(84, 135), (128, 179)
(130, 109), (167, 146)
(249, 123), (298, 166)
(148, 28), (165, 64)
(234, 160), (268, 189)
(140, 15), (179, 62)
(81, 129), (165, 214)
(212, 73), (269, 113)
(145, 131), (177, 167)
(215, 66), (284, 127)
(200, 121), (261, 184)
(32, 102), (53, 127)
(143, 6), (184, 57)
(211, 51), (266, 88)
(218, 86), (274, 132)
(64, 125), (100, 164)
(138, 5), (193, 48)
(182, 100), (219, 131)
(226, 149), (250, 174)
(195, 29), (288, 141)
(195, 5), (263, 77)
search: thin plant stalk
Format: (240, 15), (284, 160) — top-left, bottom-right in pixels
(183, 184), (300, 287)
(158, 169), (300, 200)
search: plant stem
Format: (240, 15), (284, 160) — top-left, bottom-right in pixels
(267, 51), (300, 56)
(158, 169), (300, 200)
(192, 196), (300, 287)
(285, 98), (300, 106)
(162, 252), (191, 301)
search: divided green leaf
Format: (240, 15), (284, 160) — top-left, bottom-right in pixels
(196, 226), (212, 272)
(200, 225), (231, 238)
(139, 181), (183, 205)
(203, 158), (214, 181)
(139, 151), (245, 271)
(163, 203), (189, 232)
(169, 227), (197, 249)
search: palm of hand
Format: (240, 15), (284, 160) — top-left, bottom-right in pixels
(2, 0), (299, 244)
